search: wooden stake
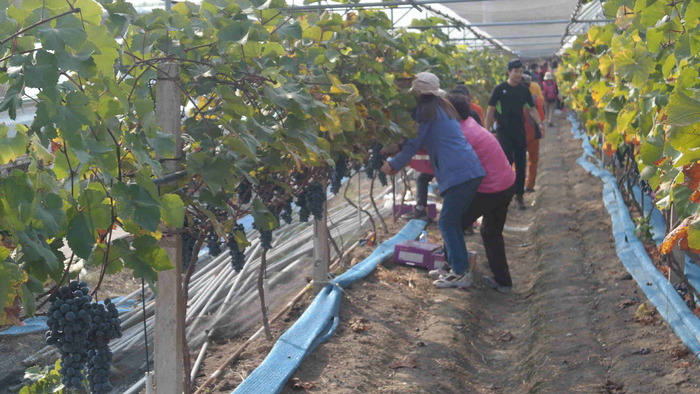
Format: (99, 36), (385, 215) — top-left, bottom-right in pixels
(313, 200), (330, 295)
(154, 62), (185, 394)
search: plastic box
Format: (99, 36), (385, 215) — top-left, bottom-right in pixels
(430, 250), (477, 272)
(393, 203), (437, 219)
(393, 240), (446, 270)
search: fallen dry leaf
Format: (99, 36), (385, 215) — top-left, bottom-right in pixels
(349, 318), (369, 332)
(670, 346), (691, 360)
(289, 377), (316, 390)
(603, 379), (624, 393)
(498, 331), (514, 342)
(389, 355), (418, 369)
(634, 303), (650, 319)
(616, 299), (638, 309)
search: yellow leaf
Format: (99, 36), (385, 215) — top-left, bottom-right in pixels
(635, 303), (649, 319)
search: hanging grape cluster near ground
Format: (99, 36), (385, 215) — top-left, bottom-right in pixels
(43, 281), (121, 393)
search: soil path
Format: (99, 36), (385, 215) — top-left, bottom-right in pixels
(195, 113), (700, 393)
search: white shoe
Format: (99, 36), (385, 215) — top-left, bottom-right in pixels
(428, 267), (450, 280)
(433, 270), (473, 289)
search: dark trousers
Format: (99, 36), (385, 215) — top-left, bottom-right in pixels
(460, 185), (515, 287)
(416, 172), (434, 207)
(439, 178), (483, 274)
(498, 134), (526, 196)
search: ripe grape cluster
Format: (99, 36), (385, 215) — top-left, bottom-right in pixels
(295, 191), (311, 222)
(206, 229), (222, 257)
(236, 180), (252, 205)
(296, 182), (326, 223)
(86, 298), (121, 393)
(673, 282), (694, 308)
(259, 229), (273, 250)
(330, 154), (348, 194)
(365, 143), (387, 186)
(46, 282), (92, 389)
(182, 217), (202, 269)
(226, 223), (247, 272)
(45, 281), (121, 392)
(279, 198), (294, 224)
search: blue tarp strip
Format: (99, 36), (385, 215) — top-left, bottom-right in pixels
(233, 219), (427, 394)
(569, 113), (700, 355)
(629, 185), (666, 247)
(0, 316), (49, 336)
(0, 295), (138, 336)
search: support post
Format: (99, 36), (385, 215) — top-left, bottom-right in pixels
(313, 200), (330, 295)
(357, 174), (362, 233)
(153, 62), (185, 394)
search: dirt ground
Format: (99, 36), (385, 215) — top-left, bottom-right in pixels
(194, 112), (700, 393)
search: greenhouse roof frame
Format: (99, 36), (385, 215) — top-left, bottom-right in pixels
(138, 0), (609, 59)
(283, 0), (608, 58)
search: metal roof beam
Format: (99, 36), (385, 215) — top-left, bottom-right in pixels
(450, 34), (563, 41)
(500, 42), (564, 47)
(281, 0), (488, 12)
(408, 19), (611, 28)
(459, 19), (612, 27)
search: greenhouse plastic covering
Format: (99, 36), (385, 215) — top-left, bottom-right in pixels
(440, 0), (607, 58)
(122, 0), (608, 59)
(233, 219), (427, 393)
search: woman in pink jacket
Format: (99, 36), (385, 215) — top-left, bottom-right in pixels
(434, 91), (517, 293)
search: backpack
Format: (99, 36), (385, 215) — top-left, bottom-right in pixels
(543, 80), (557, 102)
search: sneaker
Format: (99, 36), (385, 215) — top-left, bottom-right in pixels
(433, 270), (473, 289)
(515, 194), (526, 210)
(401, 209), (429, 221)
(428, 266), (450, 280)
(524, 187), (535, 193)
(482, 275), (512, 294)
(548, 122), (555, 127)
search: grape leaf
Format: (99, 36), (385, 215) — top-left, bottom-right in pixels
(23, 51), (59, 89)
(160, 194), (185, 228)
(251, 198), (279, 232)
(67, 212), (95, 259)
(112, 183), (161, 232)
(613, 46), (654, 88)
(667, 92), (700, 126)
(0, 126), (29, 165)
(0, 261), (27, 325)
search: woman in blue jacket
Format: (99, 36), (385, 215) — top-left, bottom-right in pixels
(381, 72), (485, 288)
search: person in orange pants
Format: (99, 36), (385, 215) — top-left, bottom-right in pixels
(522, 74), (544, 192)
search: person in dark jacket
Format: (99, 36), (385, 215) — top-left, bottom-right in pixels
(381, 72), (484, 289)
(484, 59), (546, 210)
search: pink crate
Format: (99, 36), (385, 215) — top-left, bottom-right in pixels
(393, 203), (437, 219)
(393, 240), (443, 270)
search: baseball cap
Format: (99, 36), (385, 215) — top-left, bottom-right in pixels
(507, 59), (523, 70)
(410, 72), (441, 96)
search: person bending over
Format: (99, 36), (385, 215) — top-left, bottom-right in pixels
(381, 72), (484, 289)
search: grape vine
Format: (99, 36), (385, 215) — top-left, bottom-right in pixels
(558, 0), (700, 253)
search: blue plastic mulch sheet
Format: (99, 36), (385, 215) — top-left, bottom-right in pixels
(568, 113), (700, 356)
(233, 219), (427, 394)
